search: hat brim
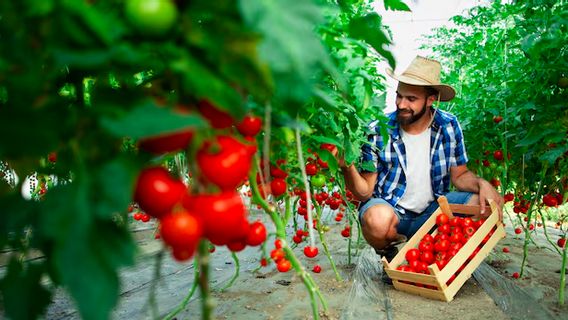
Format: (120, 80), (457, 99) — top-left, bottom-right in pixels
(386, 68), (456, 102)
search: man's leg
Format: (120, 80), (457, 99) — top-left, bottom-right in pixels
(361, 204), (401, 250)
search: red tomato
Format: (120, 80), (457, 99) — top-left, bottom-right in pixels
(422, 234), (434, 243)
(434, 233), (450, 242)
(396, 265), (413, 272)
(435, 259), (448, 270)
(438, 224), (451, 234)
(270, 248), (285, 262)
(298, 207), (308, 216)
(227, 240), (247, 252)
(329, 200), (341, 210)
(449, 218), (460, 228)
(512, 272), (520, 279)
(184, 191), (249, 246)
(133, 212), (142, 221)
(274, 239), (284, 249)
(493, 115), (503, 124)
(461, 217), (474, 229)
(270, 164), (288, 179)
(172, 246), (195, 262)
(312, 265), (322, 273)
(270, 178), (287, 197)
(320, 143), (337, 152)
(514, 228), (522, 234)
(418, 240), (434, 252)
(420, 251), (435, 265)
(408, 260), (421, 271)
(138, 129), (194, 155)
(504, 193), (515, 203)
(160, 211), (203, 259)
(134, 166), (186, 219)
(141, 214), (151, 222)
(197, 100), (233, 129)
(277, 259), (292, 272)
(48, 152), (57, 163)
(558, 237), (566, 248)
(305, 163), (317, 176)
(493, 150), (504, 161)
(292, 235), (303, 244)
(436, 213), (450, 226)
(405, 248), (420, 262)
(341, 228), (350, 238)
(260, 258), (268, 267)
(449, 242), (462, 251)
(449, 232), (463, 244)
(246, 221), (267, 246)
(196, 135), (253, 190)
(304, 246), (319, 258)
(434, 239), (450, 252)
(463, 226), (476, 237)
(236, 114), (262, 137)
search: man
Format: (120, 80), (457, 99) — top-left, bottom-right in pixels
(338, 56), (503, 283)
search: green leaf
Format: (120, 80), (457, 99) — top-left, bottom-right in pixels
(100, 100), (207, 140)
(383, 0), (411, 11)
(52, 221), (135, 320)
(92, 157), (140, 219)
(348, 13), (396, 68)
(40, 182), (135, 320)
(0, 260), (52, 320)
(239, 0), (335, 102)
(171, 52), (246, 120)
(61, 0), (123, 47)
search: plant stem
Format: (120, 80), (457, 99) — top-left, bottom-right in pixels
(149, 249), (164, 319)
(163, 259), (200, 320)
(520, 166), (547, 276)
(197, 241), (212, 320)
(559, 242), (567, 306)
(314, 205), (342, 281)
(248, 162), (327, 317)
(221, 252), (240, 292)
(538, 209), (562, 255)
(295, 121), (316, 248)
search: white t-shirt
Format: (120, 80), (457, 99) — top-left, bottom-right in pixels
(397, 127), (434, 212)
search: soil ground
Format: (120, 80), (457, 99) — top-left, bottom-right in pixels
(5, 208), (568, 320)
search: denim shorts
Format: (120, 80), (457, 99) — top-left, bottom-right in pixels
(358, 192), (473, 238)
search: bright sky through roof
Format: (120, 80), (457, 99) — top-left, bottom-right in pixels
(373, 0), (491, 112)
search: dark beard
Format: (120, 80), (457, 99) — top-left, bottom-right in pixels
(396, 101), (428, 125)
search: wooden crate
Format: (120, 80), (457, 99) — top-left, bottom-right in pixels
(382, 196), (505, 302)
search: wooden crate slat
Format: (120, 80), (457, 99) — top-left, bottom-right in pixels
(448, 204), (480, 216)
(437, 196), (454, 218)
(393, 281), (448, 301)
(385, 269), (439, 286)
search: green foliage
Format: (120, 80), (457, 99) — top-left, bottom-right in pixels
(0, 0), (404, 318)
(423, 0), (568, 198)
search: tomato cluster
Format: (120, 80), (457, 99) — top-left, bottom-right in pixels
(131, 101), (269, 261)
(270, 239), (292, 272)
(396, 213), (490, 287)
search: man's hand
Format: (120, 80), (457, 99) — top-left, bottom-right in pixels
(478, 179), (504, 221)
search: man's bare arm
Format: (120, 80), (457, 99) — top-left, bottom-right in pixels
(341, 164), (377, 201)
(450, 165), (503, 219)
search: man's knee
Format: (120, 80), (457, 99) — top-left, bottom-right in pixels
(362, 204), (398, 238)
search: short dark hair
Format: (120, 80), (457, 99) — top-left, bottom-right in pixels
(425, 86), (439, 98)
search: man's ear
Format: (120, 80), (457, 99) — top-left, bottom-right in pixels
(426, 94), (437, 106)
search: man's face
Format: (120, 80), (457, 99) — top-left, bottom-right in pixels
(395, 83), (434, 126)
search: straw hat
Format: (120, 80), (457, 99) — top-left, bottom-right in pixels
(386, 56), (456, 102)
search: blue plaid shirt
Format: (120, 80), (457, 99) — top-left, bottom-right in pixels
(360, 108), (468, 214)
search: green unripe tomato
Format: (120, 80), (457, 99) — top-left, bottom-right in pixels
(125, 0), (178, 37)
(311, 174), (326, 188)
